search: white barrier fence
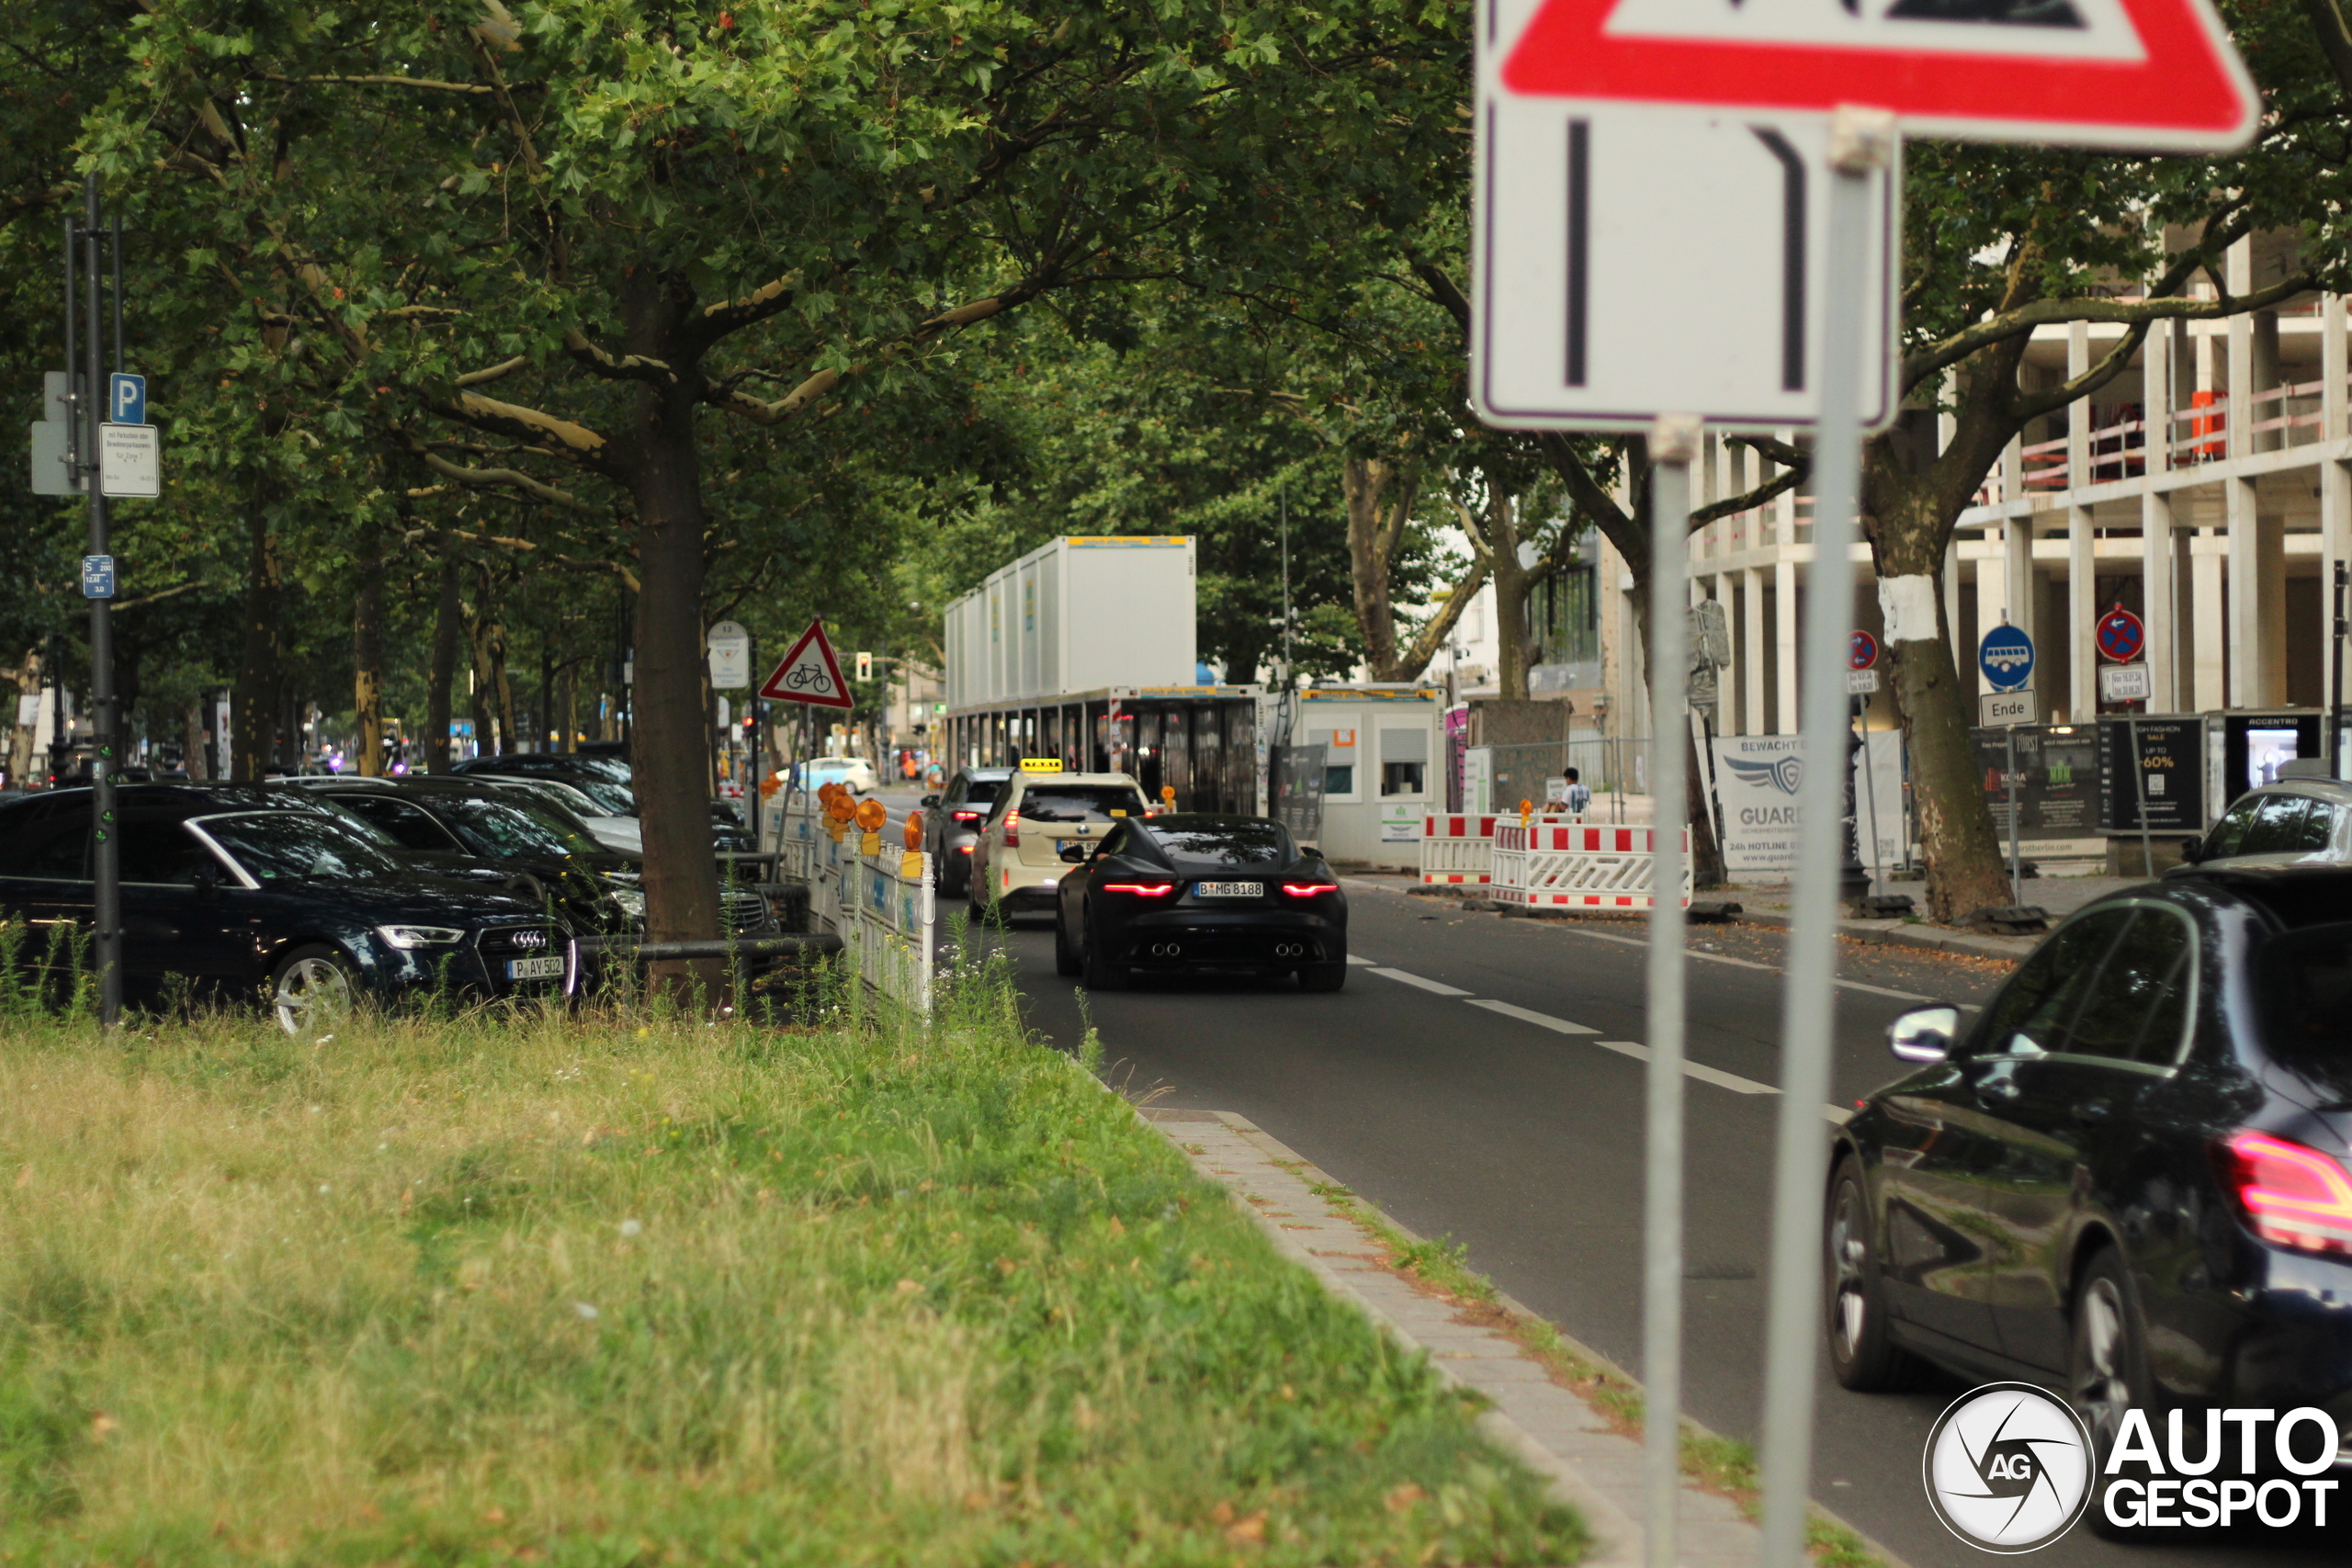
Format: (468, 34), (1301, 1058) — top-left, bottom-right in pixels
(772, 801), (936, 1013)
(1491, 818), (1692, 910)
(1419, 814), (1498, 884)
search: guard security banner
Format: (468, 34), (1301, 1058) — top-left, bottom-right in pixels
(1711, 732), (1903, 873)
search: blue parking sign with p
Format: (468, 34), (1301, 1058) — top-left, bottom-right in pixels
(108, 373), (146, 426)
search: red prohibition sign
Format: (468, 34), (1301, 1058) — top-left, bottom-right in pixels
(1849, 630), (1880, 671)
(2096, 605), (2145, 664)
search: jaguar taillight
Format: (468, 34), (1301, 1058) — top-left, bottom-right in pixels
(1281, 882), (1340, 897)
(1102, 882), (1175, 897)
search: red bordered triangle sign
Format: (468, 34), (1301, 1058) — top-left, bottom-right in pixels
(757, 619), (855, 709)
(1494, 0), (2257, 150)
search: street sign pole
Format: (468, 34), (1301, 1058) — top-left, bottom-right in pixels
(1641, 414), (1695, 1568)
(77, 175), (123, 1031)
(1757, 107), (1891, 1568)
(2007, 723), (2022, 903)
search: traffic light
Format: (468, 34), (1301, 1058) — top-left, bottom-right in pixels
(855, 650), (873, 681)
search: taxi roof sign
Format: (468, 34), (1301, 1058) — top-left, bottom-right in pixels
(1020, 757), (1065, 773)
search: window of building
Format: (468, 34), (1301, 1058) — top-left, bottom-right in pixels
(1380, 726), (1429, 796)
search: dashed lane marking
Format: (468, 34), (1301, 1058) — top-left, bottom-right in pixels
(1595, 1043), (1775, 1096)
(1368, 968), (1475, 997)
(1345, 954), (1376, 966)
(1464, 998), (1599, 1035)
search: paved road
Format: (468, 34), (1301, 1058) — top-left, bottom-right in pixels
(975, 872), (2335, 1568)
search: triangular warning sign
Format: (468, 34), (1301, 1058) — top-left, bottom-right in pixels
(756, 619), (855, 709)
(1496, 0), (2256, 150)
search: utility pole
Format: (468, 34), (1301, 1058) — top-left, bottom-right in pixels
(67, 175), (125, 1028)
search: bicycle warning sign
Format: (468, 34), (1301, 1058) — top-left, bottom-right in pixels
(758, 619), (855, 709)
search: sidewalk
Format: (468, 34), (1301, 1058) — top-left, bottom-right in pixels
(1145, 1108), (1909, 1568)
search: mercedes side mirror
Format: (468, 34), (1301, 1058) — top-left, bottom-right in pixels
(2178, 834), (2206, 865)
(189, 865), (220, 898)
(1057, 841), (1091, 865)
(920, 794), (941, 809)
(1889, 1004), (1961, 1064)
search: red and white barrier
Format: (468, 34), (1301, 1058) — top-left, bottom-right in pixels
(1492, 818), (1692, 909)
(1420, 814), (1498, 884)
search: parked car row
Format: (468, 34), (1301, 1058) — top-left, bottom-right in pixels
(0, 752), (784, 1033)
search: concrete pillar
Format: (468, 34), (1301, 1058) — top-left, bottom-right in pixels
(1741, 567), (1767, 737)
(2143, 491), (2178, 712)
(2324, 296), (2349, 762)
(2145, 317), (2174, 478)
(1775, 558), (1799, 732)
(2069, 509), (2097, 722)
(2005, 517), (2035, 653)
(2194, 529), (2228, 711)
(1772, 427), (1797, 549)
(2258, 510), (2287, 704)
(1976, 547), (2008, 696)
(2226, 237), (2253, 461)
(1711, 572), (1736, 734)
(2227, 478), (2282, 707)
(2253, 311), (2281, 453)
(2066, 323), (2094, 722)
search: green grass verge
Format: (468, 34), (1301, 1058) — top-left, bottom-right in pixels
(0, 964), (1583, 1566)
(1299, 1176), (1884, 1568)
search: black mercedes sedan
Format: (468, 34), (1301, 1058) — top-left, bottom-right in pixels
(1827, 865), (2352, 1492)
(1051, 814), (1346, 991)
(0, 784), (573, 1032)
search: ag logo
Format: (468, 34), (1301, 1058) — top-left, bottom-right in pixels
(1723, 752), (1804, 796)
(1923, 1382), (2093, 1552)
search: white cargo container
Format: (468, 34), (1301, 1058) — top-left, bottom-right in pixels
(944, 536), (1195, 708)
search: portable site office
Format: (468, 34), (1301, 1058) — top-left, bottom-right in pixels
(1287, 686), (1444, 868)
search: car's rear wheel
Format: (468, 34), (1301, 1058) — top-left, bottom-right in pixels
(1298, 963), (1347, 993)
(2072, 1247), (2154, 1538)
(1825, 1158), (1918, 1390)
(1053, 908), (1082, 976)
(272, 944), (356, 1037)
(1081, 919), (1128, 991)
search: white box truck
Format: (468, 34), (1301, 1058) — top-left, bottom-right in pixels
(944, 536), (1195, 705)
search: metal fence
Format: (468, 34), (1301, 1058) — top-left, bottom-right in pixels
(1479, 738), (1651, 819)
(771, 796), (936, 1013)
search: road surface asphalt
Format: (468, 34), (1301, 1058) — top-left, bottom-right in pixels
(855, 786), (2334, 1566)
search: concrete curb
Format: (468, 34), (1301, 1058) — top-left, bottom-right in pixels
(1139, 1107), (1916, 1568)
(1730, 907), (2032, 964)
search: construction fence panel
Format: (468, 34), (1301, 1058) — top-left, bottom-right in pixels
(1420, 814), (1498, 884)
(770, 798), (935, 1012)
(1491, 818), (1692, 909)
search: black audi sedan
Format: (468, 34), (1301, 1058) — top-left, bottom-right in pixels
(1051, 814), (1346, 991)
(0, 784), (573, 1032)
(1827, 865), (2352, 1485)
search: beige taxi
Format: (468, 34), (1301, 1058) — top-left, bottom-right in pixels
(967, 764), (1155, 918)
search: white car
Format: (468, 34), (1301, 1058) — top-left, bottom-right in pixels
(969, 770), (1153, 918)
(805, 755), (880, 795)
(480, 777), (643, 855)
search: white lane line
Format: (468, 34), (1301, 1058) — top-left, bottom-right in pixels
(1465, 998), (1599, 1035)
(1369, 968), (1474, 997)
(1346, 954), (1376, 966)
(1594, 1043), (1776, 1096)
(1520, 924), (1978, 1008)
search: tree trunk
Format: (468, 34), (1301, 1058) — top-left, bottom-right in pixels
(1486, 492), (1532, 700)
(1685, 723), (1726, 889)
(465, 604), (497, 757)
(424, 558), (461, 773)
(184, 697), (208, 782)
(231, 507), (278, 782)
(8, 649), (40, 784)
(353, 530), (386, 776)
(1343, 455), (1419, 679)
(621, 288), (725, 1000)
(1864, 346), (2031, 921)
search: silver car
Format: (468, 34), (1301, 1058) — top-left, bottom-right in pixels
(921, 767), (1013, 897)
(2178, 769), (2352, 870)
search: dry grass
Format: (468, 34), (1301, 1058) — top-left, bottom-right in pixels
(0, 974), (1583, 1566)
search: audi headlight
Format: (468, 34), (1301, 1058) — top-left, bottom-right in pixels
(376, 925), (465, 950)
(607, 887), (646, 918)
